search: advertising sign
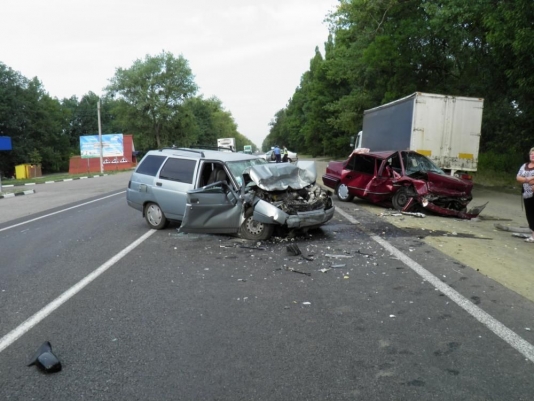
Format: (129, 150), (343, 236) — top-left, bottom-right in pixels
(0, 136), (12, 150)
(80, 134), (123, 158)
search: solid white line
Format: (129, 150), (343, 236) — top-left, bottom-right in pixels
(334, 207), (534, 363)
(0, 191), (126, 233)
(0, 229), (156, 354)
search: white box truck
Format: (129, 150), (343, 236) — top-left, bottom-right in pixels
(352, 92), (484, 174)
(217, 138), (236, 152)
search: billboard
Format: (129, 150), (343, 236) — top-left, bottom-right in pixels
(80, 134), (123, 159)
(0, 136), (12, 150)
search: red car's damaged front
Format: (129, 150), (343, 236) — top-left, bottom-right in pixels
(322, 150), (486, 219)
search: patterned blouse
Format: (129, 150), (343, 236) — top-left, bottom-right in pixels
(517, 163), (534, 199)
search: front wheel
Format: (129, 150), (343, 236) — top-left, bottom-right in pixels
(392, 187), (414, 211)
(144, 202), (167, 229)
(336, 183), (354, 202)
(239, 208), (274, 240)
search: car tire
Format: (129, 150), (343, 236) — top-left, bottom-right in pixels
(392, 187), (414, 211)
(336, 183), (354, 202)
(144, 202), (168, 230)
(239, 208), (274, 240)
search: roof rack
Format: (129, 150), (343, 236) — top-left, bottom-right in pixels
(191, 145), (236, 152)
(158, 147), (205, 157)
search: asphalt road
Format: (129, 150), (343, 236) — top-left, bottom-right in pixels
(0, 170), (533, 400)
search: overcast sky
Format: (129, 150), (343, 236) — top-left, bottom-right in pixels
(1, 0), (338, 148)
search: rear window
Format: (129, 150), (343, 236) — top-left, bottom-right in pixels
(135, 155), (167, 176)
(159, 158), (197, 184)
(350, 155), (376, 175)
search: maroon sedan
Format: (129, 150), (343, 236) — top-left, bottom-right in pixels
(322, 150), (486, 219)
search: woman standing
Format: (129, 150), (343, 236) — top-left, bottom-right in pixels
(517, 147), (534, 242)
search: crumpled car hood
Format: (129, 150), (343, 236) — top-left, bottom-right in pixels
(247, 161), (317, 191)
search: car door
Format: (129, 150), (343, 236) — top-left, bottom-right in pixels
(152, 157), (198, 220)
(180, 180), (243, 234)
(340, 154), (377, 199)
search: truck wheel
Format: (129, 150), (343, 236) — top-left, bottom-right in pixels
(144, 202), (167, 229)
(392, 187), (413, 211)
(239, 208), (274, 240)
(336, 183), (354, 202)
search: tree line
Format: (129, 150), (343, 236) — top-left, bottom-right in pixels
(0, 52), (256, 177)
(263, 0), (533, 169)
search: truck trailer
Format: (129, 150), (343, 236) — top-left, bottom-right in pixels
(217, 138), (236, 152)
(352, 92), (484, 174)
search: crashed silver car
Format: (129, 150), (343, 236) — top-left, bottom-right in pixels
(126, 148), (334, 240)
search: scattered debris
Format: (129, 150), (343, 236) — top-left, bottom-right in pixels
(330, 264), (346, 269)
(284, 265), (311, 276)
(302, 302), (311, 305)
(286, 244), (314, 261)
(494, 223), (531, 234)
(512, 233), (531, 239)
(319, 268), (331, 273)
(28, 341), (62, 373)
(401, 211), (426, 218)
(239, 245), (266, 250)
(325, 254), (353, 259)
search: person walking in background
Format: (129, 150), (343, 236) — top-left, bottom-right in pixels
(273, 145), (281, 163)
(282, 146), (288, 162)
(517, 147), (534, 242)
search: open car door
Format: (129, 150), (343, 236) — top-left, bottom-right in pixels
(179, 181), (243, 234)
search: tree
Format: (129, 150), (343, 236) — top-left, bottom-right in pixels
(105, 51), (198, 148)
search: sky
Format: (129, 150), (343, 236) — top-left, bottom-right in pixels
(1, 0), (338, 149)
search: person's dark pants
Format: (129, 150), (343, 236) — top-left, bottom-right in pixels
(524, 196), (534, 231)
(275, 154), (281, 163)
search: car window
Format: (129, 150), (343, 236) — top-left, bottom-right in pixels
(352, 155), (376, 175)
(226, 158), (268, 187)
(135, 155), (167, 176)
(159, 157), (197, 183)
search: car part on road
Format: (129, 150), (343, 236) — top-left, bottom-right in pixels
(27, 341), (62, 373)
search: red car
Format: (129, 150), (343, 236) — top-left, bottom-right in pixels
(322, 150), (486, 219)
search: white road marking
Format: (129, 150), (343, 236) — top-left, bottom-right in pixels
(0, 191), (126, 233)
(0, 229), (156, 354)
(334, 207), (534, 363)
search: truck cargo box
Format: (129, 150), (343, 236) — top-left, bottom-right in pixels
(360, 92), (484, 173)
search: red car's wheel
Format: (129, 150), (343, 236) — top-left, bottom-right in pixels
(336, 183), (354, 202)
(392, 187), (414, 211)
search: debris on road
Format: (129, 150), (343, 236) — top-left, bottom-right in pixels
(286, 244), (314, 261)
(27, 341), (62, 373)
(325, 254), (353, 259)
(494, 223), (531, 233)
(401, 211), (426, 218)
(284, 265), (312, 276)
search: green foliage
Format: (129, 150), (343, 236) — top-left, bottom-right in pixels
(265, 0), (534, 159)
(478, 150), (525, 174)
(105, 51), (199, 148)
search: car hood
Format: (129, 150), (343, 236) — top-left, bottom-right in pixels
(425, 171), (473, 194)
(247, 161), (316, 191)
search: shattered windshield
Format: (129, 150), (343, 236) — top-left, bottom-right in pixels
(403, 153), (444, 175)
(226, 158), (268, 186)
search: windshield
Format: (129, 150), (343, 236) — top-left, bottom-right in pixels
(226, 158), (268, 187)
(403, 153), (444, 175)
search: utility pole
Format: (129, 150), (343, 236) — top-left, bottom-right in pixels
(97, 99), (103, 174)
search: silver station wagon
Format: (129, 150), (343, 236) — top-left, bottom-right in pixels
(126, 148), (335, 240)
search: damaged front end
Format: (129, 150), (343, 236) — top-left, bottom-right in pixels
(396, 179), (487, 219)
(244, 161), (335, 232)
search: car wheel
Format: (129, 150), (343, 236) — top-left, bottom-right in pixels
(336, 183), (354, 202)
(239, 208), (274, 240)
(392, 187), (414, 211)
(144, 202), (167, 229)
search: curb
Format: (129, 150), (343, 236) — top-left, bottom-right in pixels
(0, 174), (109, 189)
(0, 189), (36, 199)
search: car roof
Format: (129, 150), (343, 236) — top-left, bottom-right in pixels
(148, 148), (261, 162)
(362, 150), (420, 160)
